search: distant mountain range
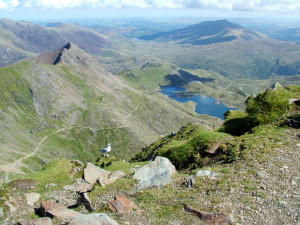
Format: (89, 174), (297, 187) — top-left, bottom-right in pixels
(139, 19), (266, 45)
(0, 19), (109, 67)
(135, 19), (300, 79)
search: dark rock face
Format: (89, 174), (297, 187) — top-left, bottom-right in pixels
(282, 115), (300, 129)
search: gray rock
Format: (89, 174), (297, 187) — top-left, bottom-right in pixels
(184, 176), (195, 188)
(256, 171), (269, 178)
(69, 213), (119, 225)
(194, 170), (219, 179)
(133, 156), (176, 191)
(83, 163), (110, 185)
(17, 217), (53, 225)
(25, 192), (41, 206)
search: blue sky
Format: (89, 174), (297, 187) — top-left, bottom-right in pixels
(0, 0), (300, 21)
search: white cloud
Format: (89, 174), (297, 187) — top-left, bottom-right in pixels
(1, 0), (300, 12)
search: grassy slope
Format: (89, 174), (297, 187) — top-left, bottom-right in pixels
(117, 63), (175, 90)
(0, 59), (216, 180)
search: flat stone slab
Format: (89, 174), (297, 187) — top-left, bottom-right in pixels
(69, 213), (119, 225)
(18, 217), (53, 225)
(39, 201), (80, 220)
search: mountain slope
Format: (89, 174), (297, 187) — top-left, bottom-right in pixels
(0, 85), (299, 224)
(0, 43), (215, 180)
(139, 19), (266, 45)
(0, 19), (109, 67)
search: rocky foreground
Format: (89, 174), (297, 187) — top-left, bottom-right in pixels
(0, 125), (299, 225)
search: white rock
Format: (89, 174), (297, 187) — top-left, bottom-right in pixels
(26, 192), (41, 206)
(194, 170), (219, 179)
(69, 213), (119, 225)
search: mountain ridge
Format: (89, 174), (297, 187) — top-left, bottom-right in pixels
(138, 19), (266, 45)
(0, 19), (109, 67)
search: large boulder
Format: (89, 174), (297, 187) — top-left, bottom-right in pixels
(84, 163), (125, 186)
(133, 156), (176, 191)
(39, 201), (80, 220)
(69, 213), (119, 225)
(84, 163), (111, 185)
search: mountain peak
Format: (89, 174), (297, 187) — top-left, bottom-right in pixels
(32, 42), (97, 68)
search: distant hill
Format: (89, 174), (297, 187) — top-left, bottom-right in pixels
(0, 19), (109, 67)
(139, 19), (266, 45)
(267, 27), (300, 44)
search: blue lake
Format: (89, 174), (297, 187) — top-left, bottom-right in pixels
(160, 85), (236, 119)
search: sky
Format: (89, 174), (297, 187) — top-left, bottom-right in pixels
(0, 0), (300, 21)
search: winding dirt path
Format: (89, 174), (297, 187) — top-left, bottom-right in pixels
(0, 102), (142, 181)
